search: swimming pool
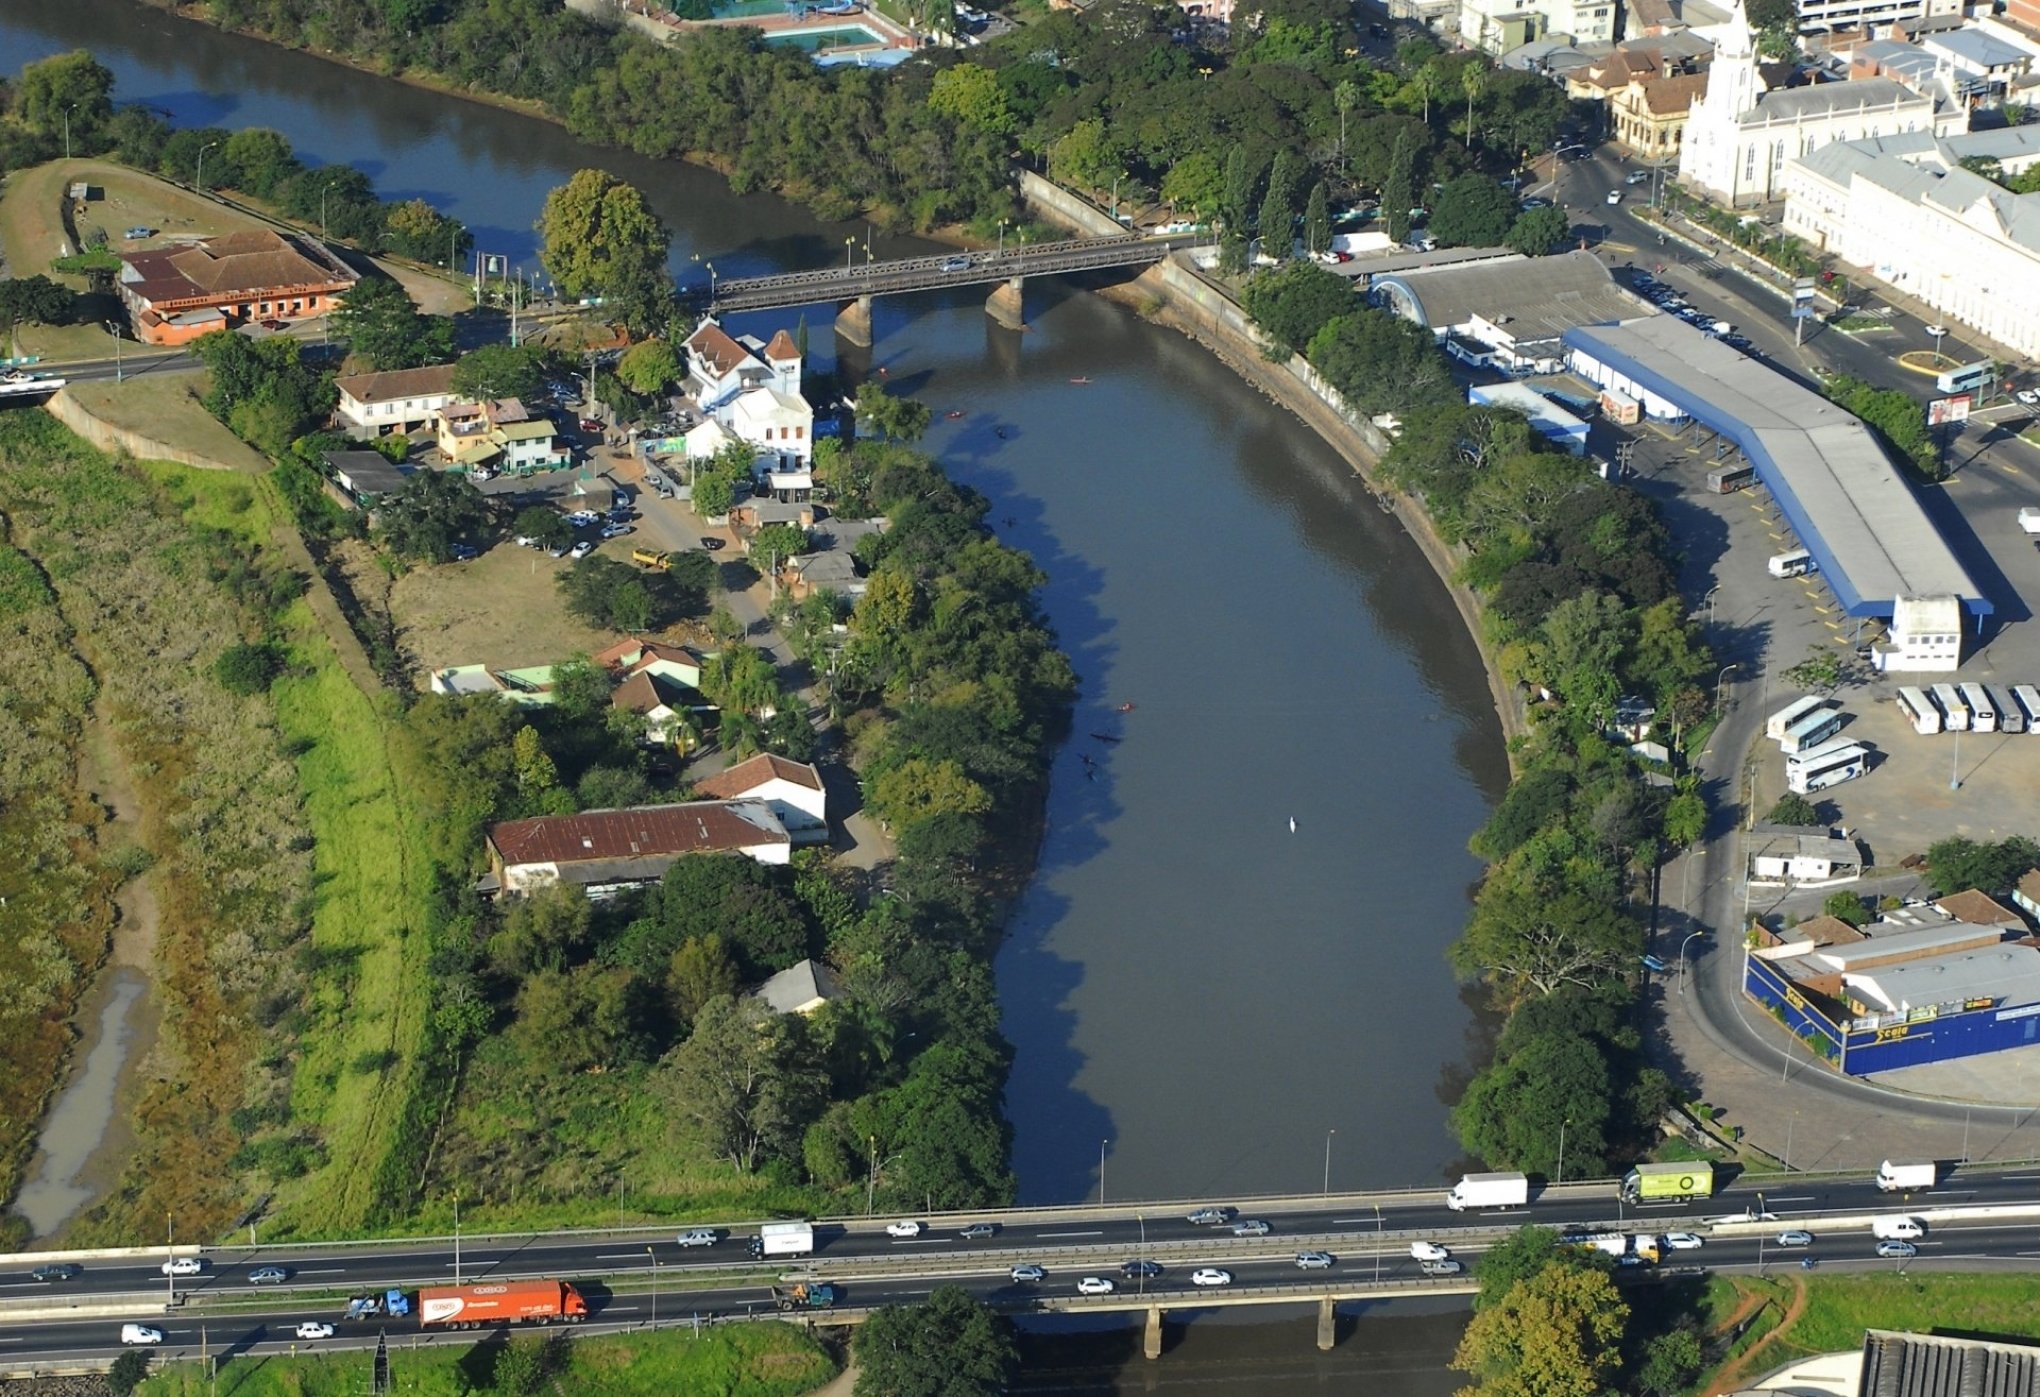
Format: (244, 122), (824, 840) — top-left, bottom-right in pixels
(764, 22), (887, 49)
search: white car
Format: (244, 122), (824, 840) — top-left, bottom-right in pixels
(2017, 389), (2040, 406)
(885, 1220), (924, 1238)
(568, 540), (595, 560)
(1662, 1233), (1704, 1251)
(1190, 1268), (1233, 1287)
(294, 1322), (335, 1341)
(1606, 189), (1622, 205)
(1409, 1241), (1451, 1262)
(120, 1324), (164, 1345)
(1076, 1276), (1115, 1295)
(162, 1257), (206, 1277)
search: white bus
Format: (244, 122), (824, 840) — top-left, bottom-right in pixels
(1989, 686), (2026, 735)
(1931, 683), (1971, 732)
(1958, 682), (1998, 732)
(1787, 736), (1867, 772)
(1895, 687), (1941, 735)
(1788, 743), (1869, 795)
(2013, 685), (2040, 732)
(1778, 707), (1847, 756)
(1766, 696), (1832, 742)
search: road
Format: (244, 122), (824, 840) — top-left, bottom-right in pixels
(9, 1165), (2040, 1367)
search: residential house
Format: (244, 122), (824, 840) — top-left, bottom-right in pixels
(1611, 71), (1711, 159)
(611, 669), (713, 749)
(321, 448), (413, 512)
(732, 498), (818, 532)
(1746, 828), (1865, 883)
(753, 958), (841, 1015)
(436, 398), (568, 474)
(1919, 27), (2034, 102)
(596, 637), (711, 690)
(335, 363), (459, 438)
(692, 752), (828, 844)
(117, 229), (357, 346)
(786, 549), (863, 601)
(684, 416), (738, 463)
(428, 664), (558, 708)
(685, 320), (777, 410)
(727, 387), (814, 469)
(483, 798), (793, 896)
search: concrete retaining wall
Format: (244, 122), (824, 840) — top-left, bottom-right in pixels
(43, 388), (245, 473)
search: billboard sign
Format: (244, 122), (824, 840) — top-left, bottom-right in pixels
(1793, 277), (1816, 303)
(1927, 394), (1972, 427)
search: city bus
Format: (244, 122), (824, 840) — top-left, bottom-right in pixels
(1766, 696), (1832, 742)
(2012, 685), (2040, 732)
(1931, 683), (1971, 731)
(1989, 685), (2026, 734)
(1958, 682), (1998, 732)
(1788, 743), (1869, 795)
(1935, 361), (1994, 396)
(1778, 707), (1847, 755)
(1894, 687), (1942, 736)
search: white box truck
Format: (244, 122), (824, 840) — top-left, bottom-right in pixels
(755, 1221), (816, 1258)
(1446, 1172), (1530, 1210)
(1876, 1159), (1938, 1192)
(1871, 1215), (1925, 1240)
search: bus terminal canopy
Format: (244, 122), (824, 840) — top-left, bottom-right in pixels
(1562, 318), (1991, 620)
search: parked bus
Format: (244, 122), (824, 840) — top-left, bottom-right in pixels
(1767, 696), (1832, 742)
(1768, 549), (1816, 579)
(1931, 683), (1971, 732)
(1707, 464), (1756, 494)
(1989, 685), (2026, 734)
(2012, 685), (2040, 732)
(1895, 687), (1941, 736)
(1935, 361), (1994, 396)
(1958, 682), (1998, 732)
(1788, 743), (1869, 795)
(1787, 734), (1866, 768)
(1778, 707), (1847, 756)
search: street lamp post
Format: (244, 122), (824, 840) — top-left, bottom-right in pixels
(166, 1215), (175, 1307)
(1099, 1140), (1109, 1206)
(1703, 583), (1721, 626)
(196, 140), (220, 196)
(998, 218), (1009, 256)
(453, 1191), (462, 1285)
(105, 321), (122, 383)
(1679, 929), (1706, 994)
(1323, 1129), (1336, 1195)
(1557, 1119), (1568, 1186)
(845, 235), (855, 271)
(647, 1247), (659, 1328)
(1715, 662), (1740, 712)
(63, 104), (78, 162)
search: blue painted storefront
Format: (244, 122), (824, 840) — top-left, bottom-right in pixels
(1744, 953), (2040, 1074)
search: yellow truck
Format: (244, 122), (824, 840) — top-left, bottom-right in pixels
(631, 547), (670, 570)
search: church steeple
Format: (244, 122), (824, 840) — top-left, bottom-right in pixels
(1708, 0), (1770, 121)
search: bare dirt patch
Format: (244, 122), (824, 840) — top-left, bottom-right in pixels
(384, 542), (623, 678)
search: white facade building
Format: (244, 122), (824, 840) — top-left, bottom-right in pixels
(691, 753), (829, 845)
(1875, 594), (1963, 673)
(1679, 0), (1963, 206)
(728, 386), (815, 468)
(1782, 127), (2040, 361)
(1795, 0), (1958, 36)
(1460, 0), (1616, 52)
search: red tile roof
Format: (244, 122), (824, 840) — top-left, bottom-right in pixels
(687, 322), (756, 380)
(1936, 889), (2023, 927)
(120, 229), (356, 308)
(764, 329), (801, 362)
(488, 800), (787, 866)
(336, 362), (458, 406)
(693, 752), (823, 797)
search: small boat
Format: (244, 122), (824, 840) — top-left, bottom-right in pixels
(1116, 702), (1136, 713)
(1288, 816), (1297, 833)
(946, 409), (965, 419)
(1090, 732), (1121, 744)
(1069, 376), (1092, 385)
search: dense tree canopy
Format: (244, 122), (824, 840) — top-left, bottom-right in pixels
(537, 169), (674, 331)
(855, 1287), (1019, 1397)
(331, 277), (455, 372)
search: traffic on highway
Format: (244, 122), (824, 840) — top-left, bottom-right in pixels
(8, 1161), (2040, 1369)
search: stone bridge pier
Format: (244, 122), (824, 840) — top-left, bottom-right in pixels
(986, 275), (1026, 332)
(834, 294), (874, 348)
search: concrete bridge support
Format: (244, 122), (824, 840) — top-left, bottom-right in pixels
(1143, 1305), (1164, 1360)
(1317, 1296), (1337, 1352)
(835, 294), (873, 347)
(986, 276), (1027, 332)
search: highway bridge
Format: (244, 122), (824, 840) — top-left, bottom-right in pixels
(707, 234), (1185, 344)
(6, 1164), (2040, 1376)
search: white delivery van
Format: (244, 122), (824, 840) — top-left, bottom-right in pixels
(1871, 1216), (1926, 1240)
(1769, 549), (1815, 579)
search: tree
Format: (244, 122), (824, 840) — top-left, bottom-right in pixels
(928, 64), (1015, 136)
(1302, 181), (1333, 258)
(214, 641), (285, 695)
(855, 382), (933, 444)
(1306, 309), (1455, 418)
(1461, 59), (1491, 141)
(378, 469), (490, 562)
(1924, 835), (2040, 897)
(1537, 591), (1633, 727)
(1161, 151), (1224, 220)
(1450, 858), (1641, 998)
(617, 337), (680, 396)
(1473, 1226), (1568, 1310)
(1637, 1328), (1704, 1396)
(536, 169), (674, 331)
(1508, 204), (1572, 256)
(513, 505), (573, 551)
(1385, 128), (1418, 245)
(0, 275), (77, 328)
(221, 128), (298, 198)
(1256, 150), (1304, 259)
(1241, 259), (1354, 358)
(666, 934), (742, 1027)
(1781, 644), (1842, 692)
(488, 881), (591, 975)
(14, 51), (115, 149)
(754, 522), (810, 568)
(105, 1350), (149, 1397)
(855, 1287), (1019, 1397)
(1768, 792), (1819, 826)
(1452, 1262), (1628, 1397)
(382, 197), (470, 267)
(452, 344), (545, 401)
(510, 725), (562, 803)
(1429, 174), (1517, 249)
(330, 276), (454, 371)
(1822, 890), (1869, 927)
(656, 993), (826, 1172)
(1453, 1027), (1613, 1177)
(869, 757), (992, 832)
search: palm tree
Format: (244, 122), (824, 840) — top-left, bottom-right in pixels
(1414, 61), (1445, 126)
(1462, 62), (1489, 143)
(1335, 80), (1361, 173)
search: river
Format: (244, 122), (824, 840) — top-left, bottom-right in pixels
(0, 3), (1507, 1386)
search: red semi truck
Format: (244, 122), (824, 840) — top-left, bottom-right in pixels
(418, 1280), (590, 1329)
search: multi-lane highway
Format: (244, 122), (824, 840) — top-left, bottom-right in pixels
(8, 1165), (2040, 1371)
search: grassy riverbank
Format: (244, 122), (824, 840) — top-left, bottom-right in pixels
(135, 1320), (837, 1396)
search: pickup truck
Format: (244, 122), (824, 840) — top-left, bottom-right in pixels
(2019, 506), (2040, 535)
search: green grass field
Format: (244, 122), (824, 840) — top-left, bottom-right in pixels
(1777, 1272), (2040, 1356)
(145, 465), (435, 1235)
(135, 1320), (837, 1396)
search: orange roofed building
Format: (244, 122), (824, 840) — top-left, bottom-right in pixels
(118, 229), (358, 346)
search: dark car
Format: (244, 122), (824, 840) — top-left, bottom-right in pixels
(448, 543), (479, 561)
(959, 1223), (999, 1240)
(29, 1264), (81, 1282)
(700, 536), (726, 551)
(1120, 1259), (1162, 1279)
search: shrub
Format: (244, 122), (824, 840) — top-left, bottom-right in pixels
(214, 640), (287, 694)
